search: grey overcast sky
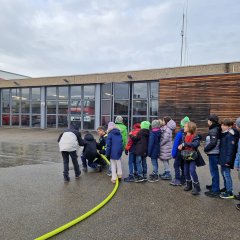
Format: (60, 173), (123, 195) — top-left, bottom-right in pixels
(0, 0), (239, 77)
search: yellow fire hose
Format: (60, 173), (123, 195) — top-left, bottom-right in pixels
(35, 155), (118, 240)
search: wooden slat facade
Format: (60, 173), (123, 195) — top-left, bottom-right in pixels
(158, 73), (240, 135)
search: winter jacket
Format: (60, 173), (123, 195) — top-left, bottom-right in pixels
(234, 139), (240, 169)
(115, 122), (128, 149)
(97, 133), (107, 154)
(106, 128), (123, 160)
(148, 128), (161, 159)
(134, 129), (150, 157)
(125, 123), (141, 153)
(58, 125), (83, 152)
(172, 129), (184, 158)
(159, 119), (176, 161)
(82, 133), (98, 161)
(219, 128), (238, 169)
(204, 123), (221, 155)
(182, 134), (206, 167)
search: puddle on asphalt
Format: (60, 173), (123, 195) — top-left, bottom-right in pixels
(0, 142), (61, 168)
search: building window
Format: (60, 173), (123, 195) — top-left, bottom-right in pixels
(101, 83), (112, 127)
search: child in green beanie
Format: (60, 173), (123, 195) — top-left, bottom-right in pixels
(133, 121), (150, 182)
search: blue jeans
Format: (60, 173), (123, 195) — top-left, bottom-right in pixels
(62, 151), (80, 178)
(208, 154), (220, 192)
(221, 166), (233, 192)
(81, 155), (98, 169)
(136, 156), (147, 177)
(184, 161), (199, 183)
(151, 158), (158, 174)
(128, 152), (137, 176)
(174, 157), (185, 181)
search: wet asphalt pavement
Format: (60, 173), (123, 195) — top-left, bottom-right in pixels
(0, 128), (240, 240)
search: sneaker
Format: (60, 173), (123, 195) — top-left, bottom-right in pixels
(143, 175), (148, 181)
(124, 175), (135, 182)
(220, 191), (234, 199)
(97, 165), (102, 172)
(134, 172), (138, 178)
(135, 176), (144, 183)
(160, 172), (172, 180)
(82, 167), (88, 173)
(64, 177), (70, 182)
(170, 179), (182, 186)
(220, 187), (226, 192)
(106, 170), (112, 177)
(204, 191), (220, 198)
(234, 193), (240, 201)
(236, 204), (240, 211)
(206, 184), (212, 190)
(148, 173), (159, 183)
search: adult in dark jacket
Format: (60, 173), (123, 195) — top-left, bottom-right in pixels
(148, 120), (161, 182)
(58, 124), (83, 182)
(219, 119), (238, 199)
(106, 122), (123, 183)
(204, 114), (221, 198)
(81, 132), (106, 171)
(133, 121), (150, 182)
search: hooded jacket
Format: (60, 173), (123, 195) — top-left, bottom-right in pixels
(125, 123), (141, 152)
(58, 125), (83, 152)
(106, 127), (123, 160)
(204, 123), (221, 155)
(115, 122), (128, 149)
(82, 133), (98, 160)
(148, 128), (161, 158)
(134, 129), (150, 157)
(159, 119), (176, 160)
(172, 128), (184, 158)
(219, 128), (238, 168)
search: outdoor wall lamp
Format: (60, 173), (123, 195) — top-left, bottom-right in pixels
(13, 81), (20, 86)
(63, 79), (70, 84)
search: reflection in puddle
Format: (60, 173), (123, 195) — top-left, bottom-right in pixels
(0, 142), (61, 168)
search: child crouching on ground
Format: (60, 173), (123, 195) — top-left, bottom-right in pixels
(81, 131), (106, 172)
(178, 122), (205, 195)
(105, 122), (123, 183)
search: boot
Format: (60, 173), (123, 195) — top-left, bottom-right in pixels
(184, 180), (192, 191)
(192, 182), (201, 195)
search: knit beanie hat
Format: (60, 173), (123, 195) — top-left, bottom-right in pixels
(180, 116), (190, 128)
(108, 122), (115, 130)
(141, 121), (151, 130)
(115, 116), (123, 123)
(235, 117), (240, 128)
(208, 114), (219, 123)
(151, 120), (160, 128)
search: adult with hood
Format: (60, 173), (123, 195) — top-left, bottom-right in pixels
(106, 122), (123, 183)
(159, 116), (176, 180)
(124, 123), (141, 182)
(58, 124), (84, 182)
(115, 116), (128, 150)
(134, 121), (151, 182)
(204, 114), (222, 198)
(148, 120), (162, 182)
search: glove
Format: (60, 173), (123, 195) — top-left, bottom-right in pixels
(99, 149), (105, 154)
(125, 150), (128, 155)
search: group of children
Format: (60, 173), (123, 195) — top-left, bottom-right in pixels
(58, 114), (240, 211)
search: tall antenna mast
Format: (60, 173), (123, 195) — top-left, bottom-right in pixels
(180, 13), (185, 66)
